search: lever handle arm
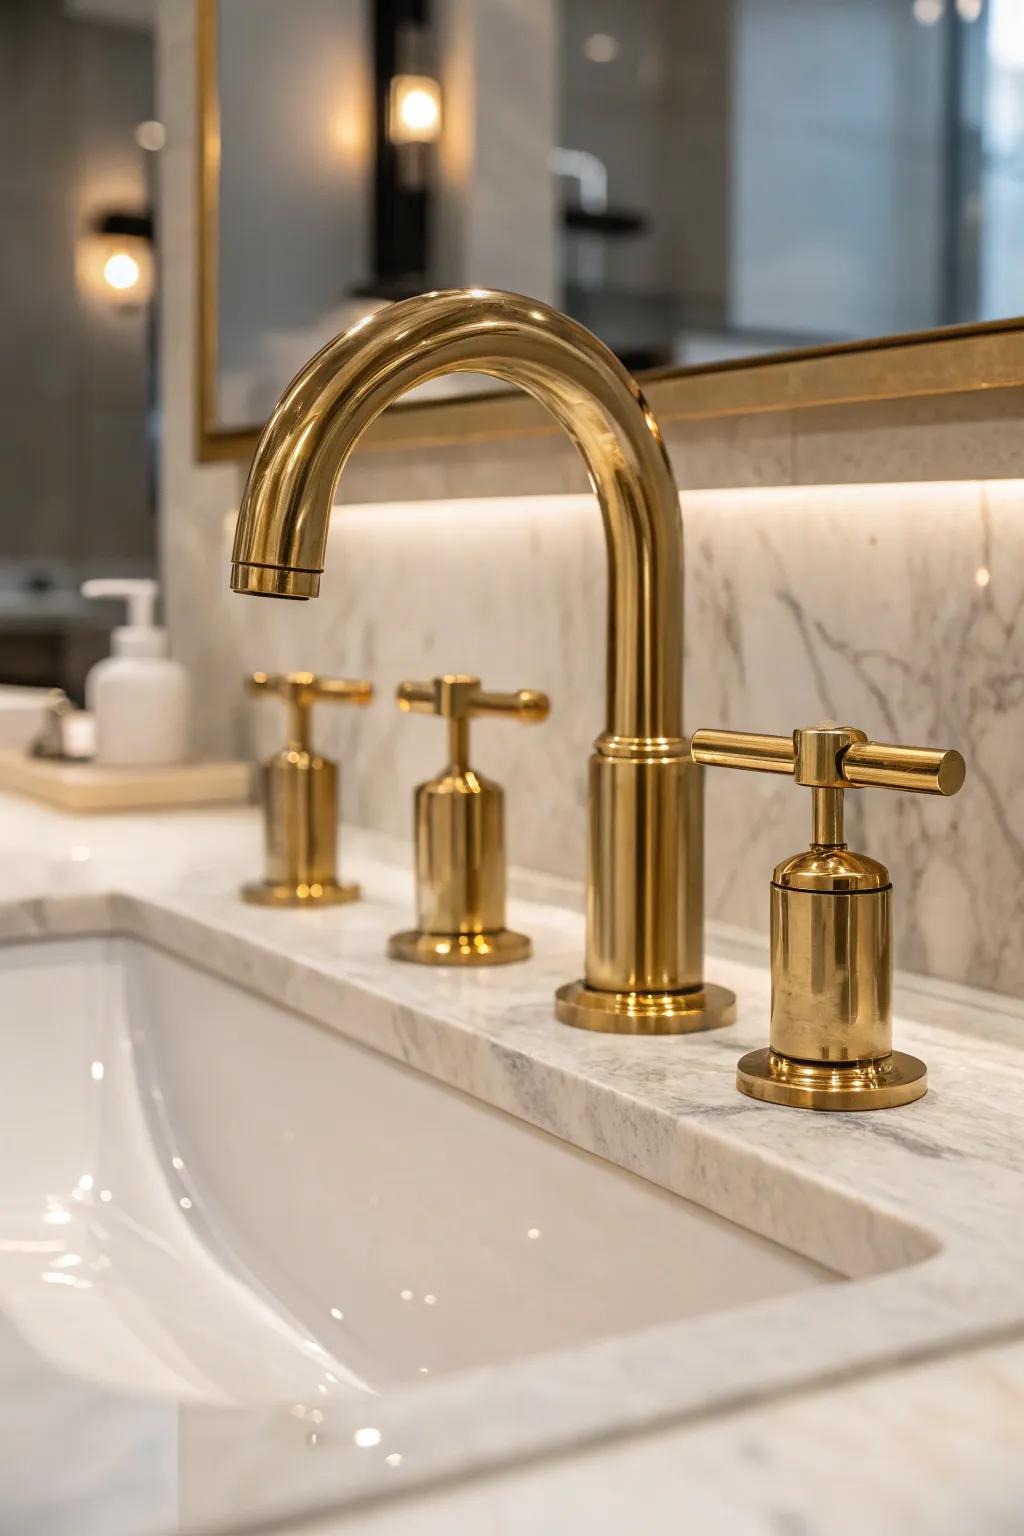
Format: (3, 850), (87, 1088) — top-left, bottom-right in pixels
(396, 674), (550, 774)
(691, 726), (964, 797)
(248, 670), (373, 751)
(397, 675), (549, 724)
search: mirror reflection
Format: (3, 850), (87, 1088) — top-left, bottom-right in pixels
(209, 0), (1024, 433)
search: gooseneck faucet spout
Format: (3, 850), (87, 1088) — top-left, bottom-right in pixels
(231, 290), (735, 1033)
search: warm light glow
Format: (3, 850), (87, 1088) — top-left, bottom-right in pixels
(956, 0), (983, 18)
(354, 1427), (382, 1448)
(401, 89), (437, 131)
(103, 251), (140, 291)
(79, 231), (153, 307)
(388, 75), (442, 144)
(975, 565), (991, 587)
(913, 0), (944, 21)
(91, 1060), (104, 1081)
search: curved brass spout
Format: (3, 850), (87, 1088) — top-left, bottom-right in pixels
(232, 290), (734, 1034)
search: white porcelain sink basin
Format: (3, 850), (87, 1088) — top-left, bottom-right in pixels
(0, 935), (836, 1531)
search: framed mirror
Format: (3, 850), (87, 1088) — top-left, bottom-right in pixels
(197, 0), (1024, 461)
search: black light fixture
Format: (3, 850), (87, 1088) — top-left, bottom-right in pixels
(360, 0), (441, 300)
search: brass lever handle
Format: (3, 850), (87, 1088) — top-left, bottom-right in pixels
(396, 674), (549, 773)
(691, 726), (965, 797)
(397, 675), (549, 724)
(692, 722), (964, 852)
(249, 670), (373, 751)
(249, 670), (373, 706)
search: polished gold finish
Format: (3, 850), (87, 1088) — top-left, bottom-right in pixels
(736, 1048), (929, 1112)
(231, 288), (732, 1029)
(691, 721), (965, 1110)
(388, 674), (548, 967)
(691, 725), (966, 797)
(241, 670), (372, 908)
(196, 7), (1024, 463)
(555, 980), (737, 1036)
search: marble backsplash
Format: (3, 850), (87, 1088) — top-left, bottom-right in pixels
(212, 480), (1020, 998)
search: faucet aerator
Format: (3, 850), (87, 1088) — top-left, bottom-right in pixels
(230, 562), (319, 600)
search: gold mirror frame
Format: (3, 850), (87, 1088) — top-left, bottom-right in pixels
(196, 0), (1024, 465)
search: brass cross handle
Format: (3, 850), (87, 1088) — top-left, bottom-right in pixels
(691, 723), (965, 847)
(396, 675), (549, 772)
(248, 670), (373, 752)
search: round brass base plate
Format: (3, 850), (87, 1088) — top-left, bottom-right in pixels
(240, 879), (360, 908)
(555, 979), (737, 1035)
(388, 929), (532, 966)
(737, 1047), (927, 1112)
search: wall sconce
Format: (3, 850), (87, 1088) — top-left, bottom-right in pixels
(387, 74), (442, 145)
(78, 212), (154, 307)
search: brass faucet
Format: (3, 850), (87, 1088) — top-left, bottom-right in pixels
(230, 289), (735, 1034)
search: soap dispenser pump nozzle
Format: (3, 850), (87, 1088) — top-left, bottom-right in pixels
(82, 578), (164, 659)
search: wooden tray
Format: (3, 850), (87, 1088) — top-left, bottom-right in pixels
(0, 750), (253, 813)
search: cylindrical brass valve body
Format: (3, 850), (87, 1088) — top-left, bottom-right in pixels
(769, 851), (892, 1065)
(415, 770), (506, 937)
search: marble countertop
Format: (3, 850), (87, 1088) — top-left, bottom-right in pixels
(1, 792), (1023, 1534)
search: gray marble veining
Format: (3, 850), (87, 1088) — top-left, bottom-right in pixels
(208, 480), (1022, 999)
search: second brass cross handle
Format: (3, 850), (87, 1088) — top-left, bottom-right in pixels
(396, 674), (549, 724)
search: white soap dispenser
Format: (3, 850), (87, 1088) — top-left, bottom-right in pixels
(81, 579), (190, 766)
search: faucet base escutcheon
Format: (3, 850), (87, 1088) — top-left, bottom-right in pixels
(389, 928), (532, 967)
(736, 1047), (927, 1111)
(555, 980), (737, 1036)
(241, 878), (360, 909)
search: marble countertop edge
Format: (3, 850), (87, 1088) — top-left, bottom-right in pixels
(2, 805), (1024, 1525)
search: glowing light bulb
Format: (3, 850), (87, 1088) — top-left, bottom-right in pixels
(103, 252), (140, 291)
(399, 89), (438, 133)
(387, 75), (442, 144)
